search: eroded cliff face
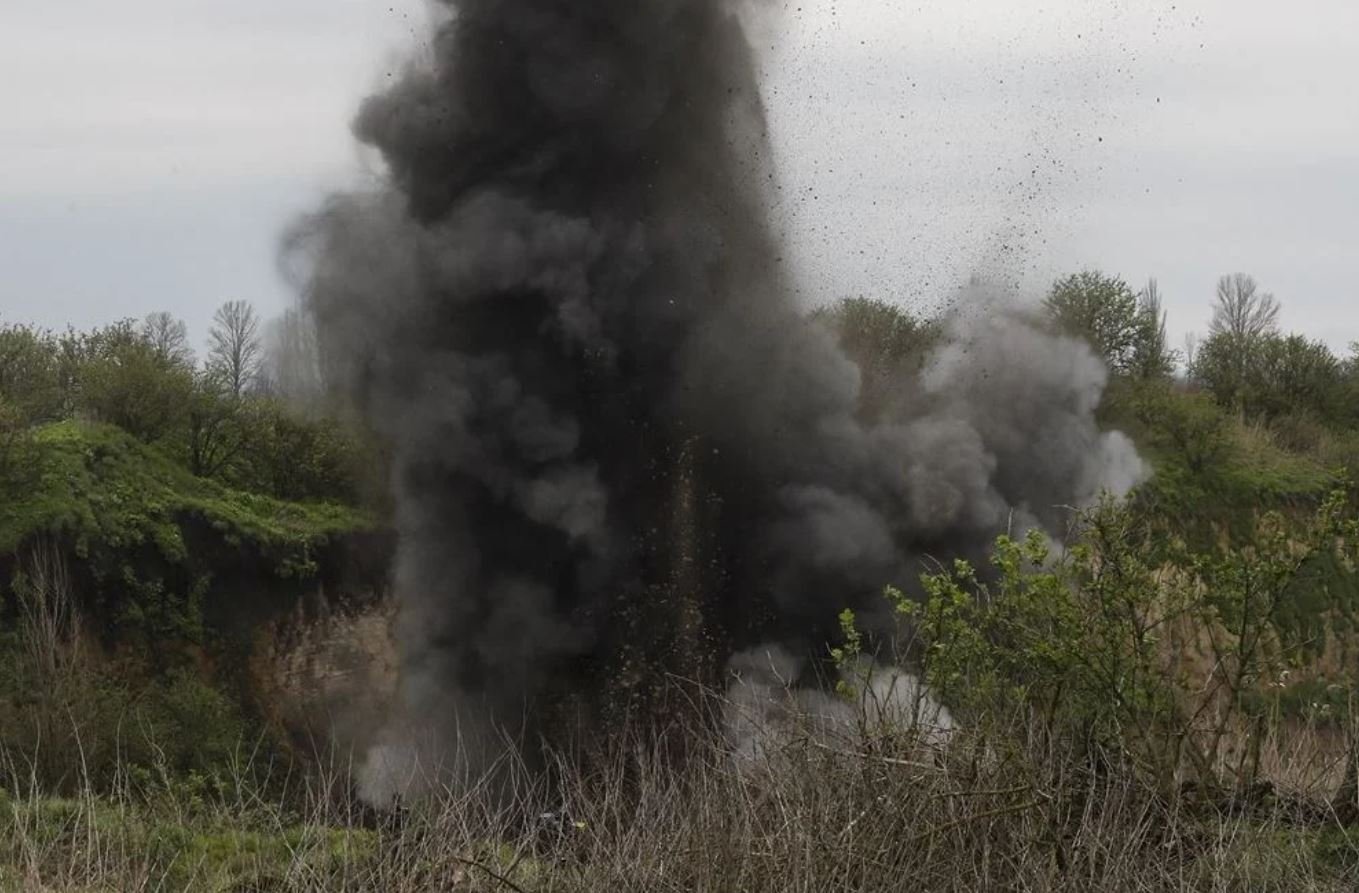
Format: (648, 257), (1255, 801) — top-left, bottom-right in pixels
(251, 594), (401, 762)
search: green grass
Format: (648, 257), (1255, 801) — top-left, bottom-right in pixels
(0, 788), (377, 891)
(1141, 433), (1334, 512)
(1134, 418), (1338, 551)
(1222, 423), (1338, 501)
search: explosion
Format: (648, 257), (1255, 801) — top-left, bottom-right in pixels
(286, 0), (1144, 802)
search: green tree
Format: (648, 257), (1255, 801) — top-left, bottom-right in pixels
(0, 323), (62, 423)
(79, 322), (194, 442)
(812, 297), (938, 418)
(1198, 274), (1281, 416)
(1251, 334), (1343, 422)
(1193, 331), (1250, 413)
(1341, 342), (1359, 428)
(229, 398), (359, 502)
(182, 371), (245, 478)
(1043, 271), (1142, 375)
(1133, 385), (1233, 474)
(1196, 331), (1343, 426)
(889, 490), (1359, 797)
(0, 395), (39, 490)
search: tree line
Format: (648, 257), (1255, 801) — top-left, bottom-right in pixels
(1045, 270), (1358, 428)
(0, 301), (360, 504)
(1039, 270), (1359, 473)
(5, 273), (1356, 509)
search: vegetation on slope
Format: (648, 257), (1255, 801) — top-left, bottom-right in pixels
(2, 420), (370, 576)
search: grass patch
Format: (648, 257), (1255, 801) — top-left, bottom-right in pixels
(0, 788), (377, 891)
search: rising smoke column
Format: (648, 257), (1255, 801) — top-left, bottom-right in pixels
(288, 0), (1144, 797)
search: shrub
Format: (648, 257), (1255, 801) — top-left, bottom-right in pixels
(229, 398), (362, 503)
(865, 490), (1359, 798)
(1134, 384), (1234, 474)
(78, 330), (194, 443)
(0, 323), (62, 423)
(0, 396), (38, 490)
(0, 543), (247, 794)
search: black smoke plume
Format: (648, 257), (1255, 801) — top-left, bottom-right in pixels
(287, 0), (1144, 800)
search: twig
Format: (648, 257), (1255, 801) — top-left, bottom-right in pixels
(806, 739), (935, 771)
(453, 856), (533, 893)
(906, 800), (1045, 845)
(935, 783), (1042, 800)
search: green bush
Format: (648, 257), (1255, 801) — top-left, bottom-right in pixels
(847, 490), (1359, 797)
(1271, 410), (1331, 454)
(229, 398), (363, 503)
(1133, 384), (1233, 474)
(78, 328), (194, 443)
(0, 396), (38, 491)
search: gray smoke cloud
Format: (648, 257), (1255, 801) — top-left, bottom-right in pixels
(285, 0), (1145, 800)
(723, 645), (955, 770)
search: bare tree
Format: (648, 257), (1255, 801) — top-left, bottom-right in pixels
(141, 311), (193, 367)
(1131, 278), (1175, 379)
(207, 300), (262, 397)
(1203, 275), (1280, 415)
(1182, 332), (1200, 380)
(1209, 273), (1279, 341)
(259, 307), (323, 406)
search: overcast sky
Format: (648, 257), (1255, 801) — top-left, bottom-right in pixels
(3, 1), (1356, 357)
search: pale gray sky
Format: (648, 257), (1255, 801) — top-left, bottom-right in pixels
(3, 1), (1357, 356)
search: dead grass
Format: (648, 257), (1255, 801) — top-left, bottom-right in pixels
(3, 544), (1359, 890)
(2, 691), (1358, 892)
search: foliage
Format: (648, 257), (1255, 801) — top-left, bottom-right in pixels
(0, 544), (249, 792)
(229, 397), (362, 503)
(1130, 382), (1234, 474)
(0, 421), (372, 657)
(812, 296), (939, 418)
(183, 367), (247, 477)
(1251, 335), (1346, 423)
(79, 325), (196, 442)
(1043, 271), (1144, 375)
(0, 322), (64, 423)
(1106, 380), (1336, 539)
(1196, 331), (1344, 426)
(0, 421), (366, 561)
(876, 491), (1359, 796)
(0, 396), (38, 492)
